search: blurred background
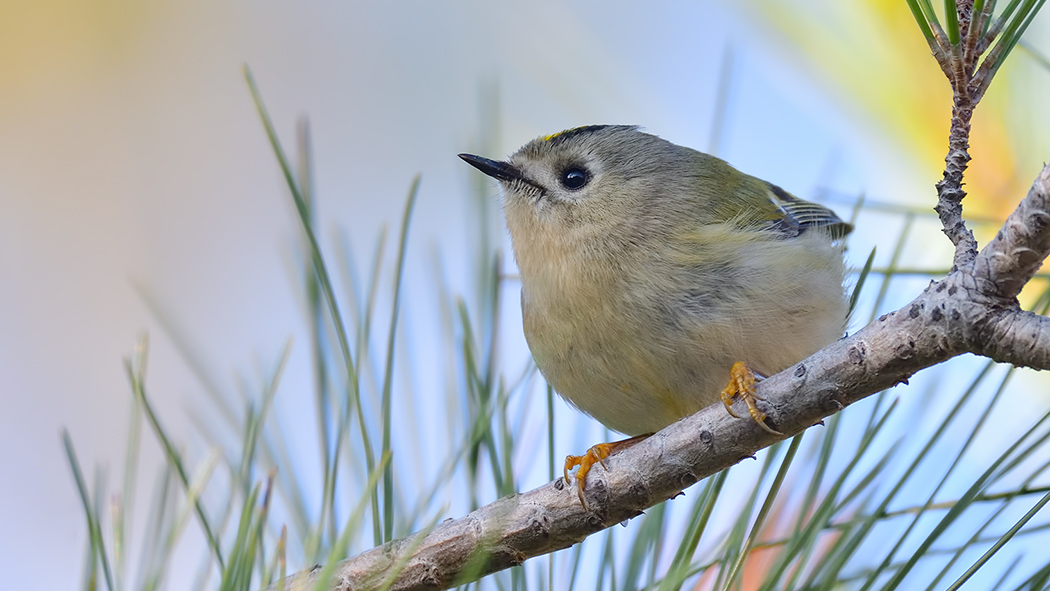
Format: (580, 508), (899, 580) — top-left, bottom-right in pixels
(2, 1), (1049, 589)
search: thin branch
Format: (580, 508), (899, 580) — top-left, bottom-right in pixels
(933, 94), (979, 267)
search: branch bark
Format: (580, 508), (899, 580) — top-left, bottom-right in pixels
(265, 164), (1050, 591)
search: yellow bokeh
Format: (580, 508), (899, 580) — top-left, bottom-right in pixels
(0, 1), (151, 98)
(744, 0), (1048, 226)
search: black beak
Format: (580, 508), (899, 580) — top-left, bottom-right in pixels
(458, 153), (524, 183)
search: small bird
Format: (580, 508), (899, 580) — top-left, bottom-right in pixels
(460, 125), (851, 506)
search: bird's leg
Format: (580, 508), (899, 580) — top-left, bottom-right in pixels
(564, 433), (651, 509)
(720, 361), (782, 435)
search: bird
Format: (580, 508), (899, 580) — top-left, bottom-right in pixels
(459, 125), (851, 506)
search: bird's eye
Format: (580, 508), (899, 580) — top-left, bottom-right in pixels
(560, 166), (589, 190)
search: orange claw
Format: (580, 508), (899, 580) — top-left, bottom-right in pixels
(564, 434), (651, 509)
(720, 361), (782, 435)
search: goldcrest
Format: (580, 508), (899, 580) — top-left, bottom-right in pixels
(459, 125), (851, 439)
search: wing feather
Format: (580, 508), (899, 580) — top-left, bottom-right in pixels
(766, 183), (852, 239)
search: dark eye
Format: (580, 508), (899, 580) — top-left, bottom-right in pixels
(560, 166), (589, 190)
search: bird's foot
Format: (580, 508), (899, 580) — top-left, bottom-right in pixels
(720, 361), (782, 435)
(564, 434), (650, 509)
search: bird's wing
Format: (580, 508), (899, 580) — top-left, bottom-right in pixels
(764, 183), (853, 239)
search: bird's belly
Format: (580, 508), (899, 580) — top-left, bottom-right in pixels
(522, 277), (846, 435)
(523, 305), (723, 436)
